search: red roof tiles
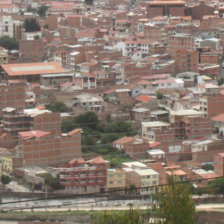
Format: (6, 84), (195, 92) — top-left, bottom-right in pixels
(135, 94), (153, 102)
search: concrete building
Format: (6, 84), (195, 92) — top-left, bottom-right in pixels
(107, 168), (126, 192)
(141, 121), (170, 142)
(124, 168), (159, 195)
(0, 47), (8, 65)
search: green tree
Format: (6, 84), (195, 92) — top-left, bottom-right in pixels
(40, 173), (64, 190)
(209, 177), (224, 194)
(46, 101), (69, 113)
(1, 175), (11, 188)
(0, 36), (18, 50)
(151, 179), (197, 224)
(85, 0), (93, 5)
(75, 111), (99, 129)
(156, 92), (163, 100)
(43, 24), (49, 29)
(34, 35), (40, 40)
(24, 18), (41, 32)
(37, 5), (48, 17)
(202, 164), (214, 171)
(26, 5), (37, 13)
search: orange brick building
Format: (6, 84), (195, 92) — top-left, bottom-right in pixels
(18, 129), (82, 166)
(214, 152), (224, 177)
(147, 1), (186, 18)
(0, 82), (25, 113)
(175, 49), (199, 73)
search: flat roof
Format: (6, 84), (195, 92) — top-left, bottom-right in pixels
(151, 110), (169, 116)
(147, 149), (165, 155)
(171, 109), (203, 116)
(141, 121), (170, 127)
(132, 108), (150, 113)
(135, 168), (158, 176)
(149, 1), (185, 5)
(41, 73), (74, 78)
(2, 62), (65, 77)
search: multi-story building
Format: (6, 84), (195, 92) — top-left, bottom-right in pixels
(175, 50), (199, 73)
(1, 154), (23, 174)
(107, 168), (126, 192)
(1, 108), (61, 136)
(19, 40), (46, 62)
(18, 128), (82, 166)
(60, 156), (107, 193)
(147, 1), (186, 18)
(214, 152), (224, 177)
(141, 121), (170, 142)
(2, 107), (31, 135)
(199, 95), (224, 118)
(168, 33), (194, 58)
(173, 110), (212, 139)
(0, 15), (22, 38)
(0, 46), (8, 65)
(0, 82), (25, 113)
(124, 168), (159, 195)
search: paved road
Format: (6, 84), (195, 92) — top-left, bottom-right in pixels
(6, 181), (31, 193)
(3, 202), (224, 213)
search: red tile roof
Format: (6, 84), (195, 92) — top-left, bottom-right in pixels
(135, 94), (153, 102)
(2, 62), (65, 77)
(211, 113), (224, 122)
(113, 136), (135, 144)
(67, 129), (82, 136)
(150, 142), (161, 148)
(218, 152), (224, 158)
(69, 157), (86, 165)
(89, 156), (106, 164)
(18, 130), (50, 140)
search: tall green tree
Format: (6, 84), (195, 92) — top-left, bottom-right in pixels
(24, 18), (41, 32)
(0, 36), (18, 50)
(46, 101), (69, 113)
(151, 179), (197, 224)
(1, 175), (11, 189)
(37, 5), (48, 17)
(209, 177), (224, 194)
(75, 111), (99, 129)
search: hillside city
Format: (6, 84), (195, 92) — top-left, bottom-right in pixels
(0, 0), (224, 220)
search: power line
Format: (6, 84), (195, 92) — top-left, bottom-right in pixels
(1, 175), (223, 212)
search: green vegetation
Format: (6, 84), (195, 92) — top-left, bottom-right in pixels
(151, 178), (197, 224)
(34, 35), (40, 40)
(202, 164), (214, 171)
(24, 18), (41, 32)
(85, 0), (94, 5)
(46, 101), (69, 113)
(1, 175), (11, 188)
(96, 206), (146, 224)
(156, 92), (164, 100)
(37, 5), (48, 17)
(209, 177), (224, 195)
(26, 5), (37, 13)
(61, 112), (136, 166)
(218, 77), (224, 86)
(40, 173), (64, 190)
(0, 36), (19, 50)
